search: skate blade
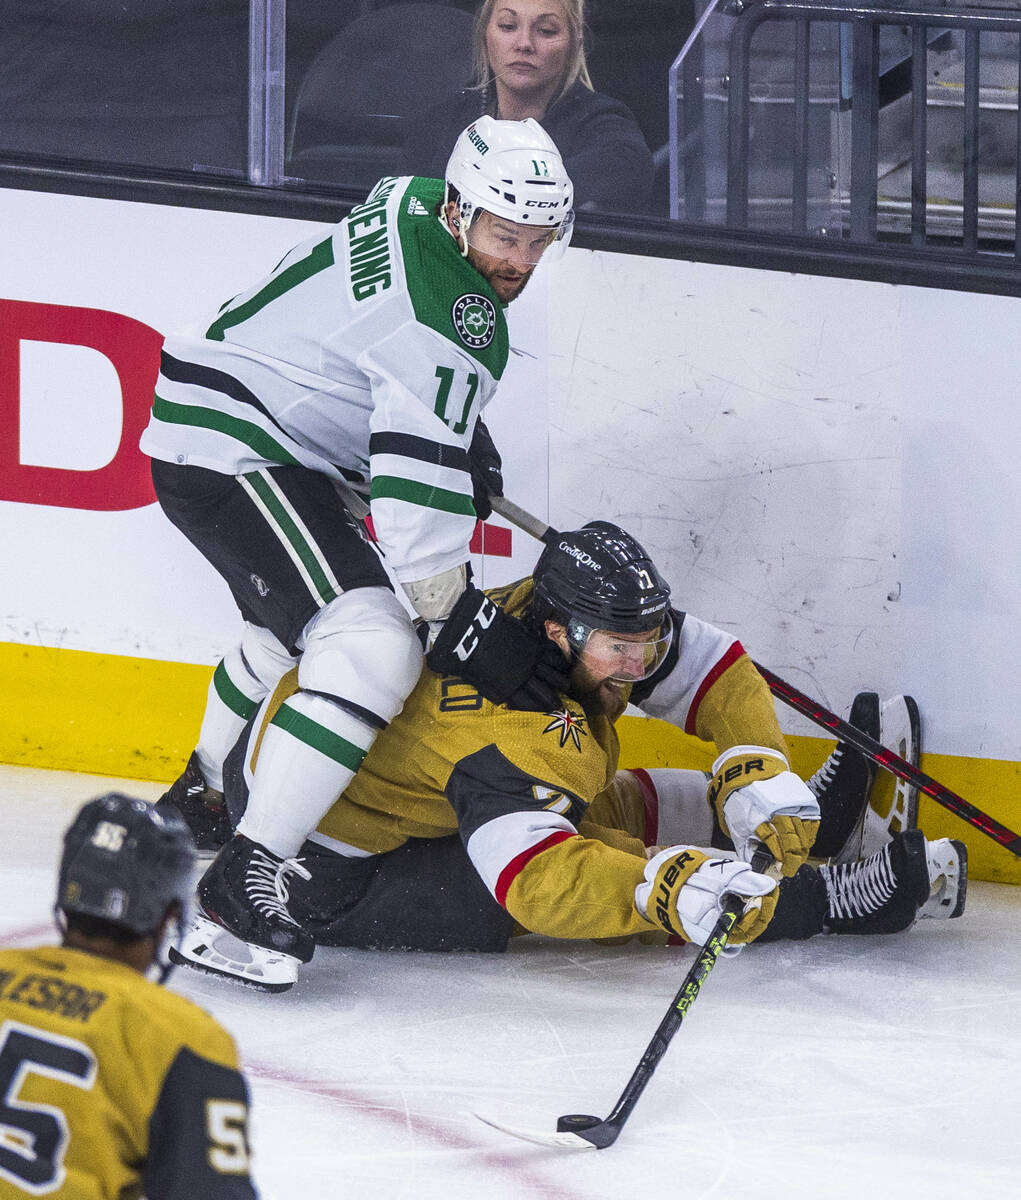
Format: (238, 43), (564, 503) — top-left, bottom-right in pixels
(170, 912), (300, 992)
(919, 838), (968, 920)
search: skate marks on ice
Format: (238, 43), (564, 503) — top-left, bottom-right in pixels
(2, 764), (1020, 1198)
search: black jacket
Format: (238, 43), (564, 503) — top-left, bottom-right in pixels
(400, 80), (655, 213)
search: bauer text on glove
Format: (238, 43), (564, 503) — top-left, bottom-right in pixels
(635, 846), (778, 944)
(709, 746), (820, 877)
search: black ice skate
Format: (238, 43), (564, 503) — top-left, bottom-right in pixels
(170, 834), (314, 992)
(808, 691), (880, 860)
(155, 751), (231, 855)
(821, 829), (967, 935)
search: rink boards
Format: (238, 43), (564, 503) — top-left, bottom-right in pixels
(1, 184), (1018, 885)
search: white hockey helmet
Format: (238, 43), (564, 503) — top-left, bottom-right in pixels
(444, 116), (574, 261)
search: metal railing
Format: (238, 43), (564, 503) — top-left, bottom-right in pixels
(671, 0), (1021, 261)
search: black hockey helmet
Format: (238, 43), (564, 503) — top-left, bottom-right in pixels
(57, 793), (196, 937)
(532, 521), (671, 631)
(531, 522), (673, 681)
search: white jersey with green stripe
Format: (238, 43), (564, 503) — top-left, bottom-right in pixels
(141, 175), (510, 583)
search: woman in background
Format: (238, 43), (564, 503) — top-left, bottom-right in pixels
(401, 0), (654, 213)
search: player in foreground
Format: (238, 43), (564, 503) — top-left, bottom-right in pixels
(143, 117), (575, 977)
(0, 794), (257, 1195)
(166, 523), (967, 990)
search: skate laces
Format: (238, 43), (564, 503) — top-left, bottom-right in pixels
(807, 745), (845, 795)
(244, 849), (312, 927)
(825, 843), (896, 919)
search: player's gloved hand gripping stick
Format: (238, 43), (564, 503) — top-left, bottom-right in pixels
(476, 845), (777, 1149)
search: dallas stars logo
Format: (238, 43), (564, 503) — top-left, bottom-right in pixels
(452, 293), (496, 348)
(542, 708), (588, 752)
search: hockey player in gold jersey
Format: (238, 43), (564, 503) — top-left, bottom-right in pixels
(170, 523), (967, 990)
(0, 794), (257, 1198)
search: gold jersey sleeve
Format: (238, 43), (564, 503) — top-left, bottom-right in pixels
(691, 650), (790, 760)
(0, 945), (256, 1199)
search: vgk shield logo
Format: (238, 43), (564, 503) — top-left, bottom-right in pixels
(452, 294), (496, 348)
(542, 708), (588, 752)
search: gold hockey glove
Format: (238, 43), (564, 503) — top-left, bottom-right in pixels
(635, 846), (778, 944)
(709, 746), (820, 877)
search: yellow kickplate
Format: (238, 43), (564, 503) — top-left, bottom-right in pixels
(2, 642), (1017, 884)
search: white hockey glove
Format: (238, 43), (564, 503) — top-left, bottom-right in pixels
(635, 846), (778, 945)
(709, 746), (820, 878)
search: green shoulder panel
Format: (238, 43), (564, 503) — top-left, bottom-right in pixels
(396, 177), (510, 380)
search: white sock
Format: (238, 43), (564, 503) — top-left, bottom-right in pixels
(640, 767), (714, 847)
(194, 653), (276, 791)
(236, 690), (379, 858)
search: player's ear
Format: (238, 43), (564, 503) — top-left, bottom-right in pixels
(544, 620), (571, 658)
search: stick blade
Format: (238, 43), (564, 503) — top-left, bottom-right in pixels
(472, 1111), (599, 1150)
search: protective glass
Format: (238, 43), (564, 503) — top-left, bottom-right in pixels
(566, 619), (673, 683)
(466, 208), (574, 265)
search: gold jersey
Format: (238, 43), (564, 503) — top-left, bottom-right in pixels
(245, 579), (788, 943)
(0, 945), (255, 1199)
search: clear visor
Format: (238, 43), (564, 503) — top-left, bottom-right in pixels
(466, 209), (574, 265)
(567, 618), (673, 684)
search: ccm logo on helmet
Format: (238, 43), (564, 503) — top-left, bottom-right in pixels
(558, 542), (601, 570)
(525, 200), (560, 208)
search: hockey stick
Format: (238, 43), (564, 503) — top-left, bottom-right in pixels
(476, 847), (774, 1150)
(488, 496), (1021, 858)
(752, 665), (1021, 856)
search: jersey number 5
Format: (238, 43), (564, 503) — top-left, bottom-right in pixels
(0, 1020), (96, 1194)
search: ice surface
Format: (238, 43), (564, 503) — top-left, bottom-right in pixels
(2, 763), (1018, 1199)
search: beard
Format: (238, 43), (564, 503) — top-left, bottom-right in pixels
(486, 266), (532, 304)
(467, 250), (534, 304)
(570, 673), (629, 720)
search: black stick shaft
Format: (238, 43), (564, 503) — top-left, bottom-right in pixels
(577, 845), (773, 1146)
(756, 663), (1021, 856)
(600, 896), (743, 1131)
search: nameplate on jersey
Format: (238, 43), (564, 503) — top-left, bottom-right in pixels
(346, 178), (399, 302)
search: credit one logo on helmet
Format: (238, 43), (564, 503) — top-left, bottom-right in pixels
(559, 542), (602, 571)
(452, 294), (496, 348)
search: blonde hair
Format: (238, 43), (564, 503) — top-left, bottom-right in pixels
(470, 0), (593, 105)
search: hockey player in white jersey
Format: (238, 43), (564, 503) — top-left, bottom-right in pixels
(142, 117), (574, 978)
